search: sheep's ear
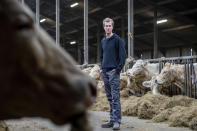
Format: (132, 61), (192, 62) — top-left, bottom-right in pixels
(165, 62), (171, 68)
(142, 81), (152, 88)
(143, 61), (148, 66)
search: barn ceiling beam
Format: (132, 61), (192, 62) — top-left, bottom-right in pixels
(39, 0), (184, 37)
(63, 0), (177, 25)
(138, 0), (197, 25)
(135, 0), (177, 14)
(134, 17), (193, 51)
(135, 7), (197, 27)
(63, 0), (122, 24)
(64, 6), (197, 36)
(64, 23), (196, 48)
(135, 24), (196, 38)
(89, 0), (122, 16)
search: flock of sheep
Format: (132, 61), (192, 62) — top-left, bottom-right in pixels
(83, 59), (197, 97)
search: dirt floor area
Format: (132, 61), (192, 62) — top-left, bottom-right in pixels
(2, 90), (197, 131)
(3, 111), (192, 131)
(90, 91), (197, 130)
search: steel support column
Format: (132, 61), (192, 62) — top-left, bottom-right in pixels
(84, 0), (88, 64)
(56, 0), (60, 46)
(77, 45), (82, 64)
(36, 0), (40, 25)
(128, 0), (134, 58)
(154, 7), (158, 58)
(18, 0), (24, 5)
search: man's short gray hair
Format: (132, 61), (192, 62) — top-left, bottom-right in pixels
(103, 18), (114, 27)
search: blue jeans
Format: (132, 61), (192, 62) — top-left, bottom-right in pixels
(101, 70), (121, 123)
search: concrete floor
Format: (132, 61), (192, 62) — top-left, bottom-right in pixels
(5, 111), (191, 131)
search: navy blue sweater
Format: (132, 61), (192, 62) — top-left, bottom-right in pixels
(100, 33), (126, 73)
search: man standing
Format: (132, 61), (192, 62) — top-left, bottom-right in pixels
(100, 17), (126, 130)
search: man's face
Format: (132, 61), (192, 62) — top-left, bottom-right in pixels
(104, 21), (113, 34)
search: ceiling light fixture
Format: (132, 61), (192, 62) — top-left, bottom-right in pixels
(40, 18), (46, 23)
(70, 2), (79, 8)
(70, 41), (76, 45)
(157, 19), (168, 24)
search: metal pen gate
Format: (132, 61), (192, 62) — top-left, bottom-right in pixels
(130, 56), (197, 99)
(79, 56), (197, 99)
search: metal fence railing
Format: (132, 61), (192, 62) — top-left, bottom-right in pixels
(78, 56), (197, 99)
(127, 56), (197, 99)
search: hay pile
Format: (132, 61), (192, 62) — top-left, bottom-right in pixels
(90, 91), (197, 130)
(0, 121), (9, 131)
(90, 91), (109, 112)
(82, 67), (93, 74)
